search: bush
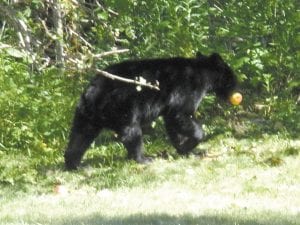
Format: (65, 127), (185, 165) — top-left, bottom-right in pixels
(0, 54), (84, 185)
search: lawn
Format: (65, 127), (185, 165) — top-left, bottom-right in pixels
(0, 135), (299, 225)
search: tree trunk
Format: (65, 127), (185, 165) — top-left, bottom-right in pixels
(52, 0), (64, 70)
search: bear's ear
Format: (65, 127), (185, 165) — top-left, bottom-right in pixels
(196, 52), (204, 58)
(209, 53), (224, 63)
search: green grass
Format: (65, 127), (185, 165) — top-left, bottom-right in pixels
(1, 186), (299, 225)
(0, 135), (299, 225)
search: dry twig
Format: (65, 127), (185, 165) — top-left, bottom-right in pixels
(95, 69), (160, 91)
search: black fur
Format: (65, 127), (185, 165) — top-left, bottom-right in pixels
(64, 53), (238, 170)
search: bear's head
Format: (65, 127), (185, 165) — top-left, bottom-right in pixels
(205, 53), (241, 105)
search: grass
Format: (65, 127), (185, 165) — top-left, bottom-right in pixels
(0, 134), (299, 225)
(1, 184), (299, 225)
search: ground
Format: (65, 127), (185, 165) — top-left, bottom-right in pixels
(0, 136), (299, 225)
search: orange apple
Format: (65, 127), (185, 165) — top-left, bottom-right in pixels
(229, 92), (242, 105)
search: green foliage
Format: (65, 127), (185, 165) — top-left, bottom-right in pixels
(0, 53), (85, 186)
(206, 0), (299, 97)
(106, 0), (210, 57)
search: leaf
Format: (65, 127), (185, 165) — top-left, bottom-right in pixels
(234, 57), (250, 69)
(5, 48), (26, 58)
(97, 12), (109, 21)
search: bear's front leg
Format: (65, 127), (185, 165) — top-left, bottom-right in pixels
(119, 124), (151, 164)
(164, 113), (204, 155)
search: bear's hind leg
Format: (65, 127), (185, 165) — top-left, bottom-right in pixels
(119, 124), (151, 164)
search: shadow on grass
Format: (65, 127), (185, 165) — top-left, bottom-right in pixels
(57, 212), (299, 225)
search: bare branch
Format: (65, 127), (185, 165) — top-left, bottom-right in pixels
(93, 49), (160, 91)
(0, 43), (12, 49)
(67, 49), (154, 90)
(68, 27), (93, 49)
(95, 69), (160, 91)
(40, 19), (57, 41)
(0, 20), (6, 40)
(93, 49), (130, 59)
(95, 0), (118, 16)
(0, 4), (38, 71)
(0, 5), (32, 52)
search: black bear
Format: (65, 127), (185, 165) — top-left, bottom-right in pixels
(64, 53), (240, 170)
